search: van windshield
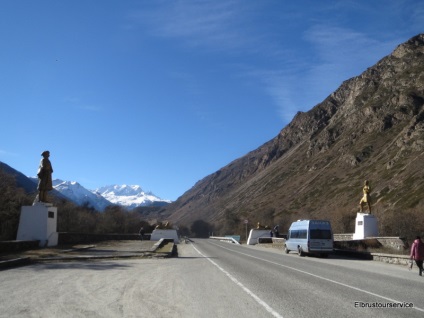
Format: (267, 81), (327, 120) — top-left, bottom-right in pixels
(310, 229), (332, 240)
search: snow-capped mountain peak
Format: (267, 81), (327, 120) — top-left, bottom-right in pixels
(29, 178), (171, 211)
(96, 184), (143, 197)
(52, 179), (112, 211)
(95, 184), (170, 209)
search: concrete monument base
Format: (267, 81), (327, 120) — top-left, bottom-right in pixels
(16, 203), (58, 247)
(353, 212), (378, 240)
(247, 229), (271, 245)
(150, 229), (179, 243)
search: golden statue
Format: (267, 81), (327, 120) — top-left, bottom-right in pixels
(155, 221), (171, 229)
(256, 222), (270, 229)
(359, 180), (371, 214)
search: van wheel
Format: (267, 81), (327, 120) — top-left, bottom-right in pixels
(298, 247), (305, 257)
(284, 245), (290, 254)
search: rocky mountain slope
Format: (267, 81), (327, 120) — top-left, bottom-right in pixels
(0, 162), (38, 193)
(161, 34), (424, 235)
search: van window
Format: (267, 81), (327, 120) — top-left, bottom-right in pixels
(289, 229), (307, 239)
(310, 229), (332, 239)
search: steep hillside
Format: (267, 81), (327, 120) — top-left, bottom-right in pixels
(0, 162), (38, 193)
(0, 161), (66, 201)
(161, 34), (424, 236)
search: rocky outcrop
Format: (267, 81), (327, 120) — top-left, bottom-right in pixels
(161, 34), (424, 234)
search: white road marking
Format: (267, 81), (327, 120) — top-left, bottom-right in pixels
(211, 241), (424, 313)
(190, 243), (284, 318)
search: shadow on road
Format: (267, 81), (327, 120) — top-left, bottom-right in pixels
(29, 261), (134, 271)
(176, 256), (217, 259)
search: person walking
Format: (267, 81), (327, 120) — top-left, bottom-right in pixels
(139, 227), (145, 241)
(273, 225), (280, 238)
(410, 236), (424, 276)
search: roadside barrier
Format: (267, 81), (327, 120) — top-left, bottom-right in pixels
(209, 236), (241, 245)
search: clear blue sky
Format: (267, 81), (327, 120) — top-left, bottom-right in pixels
(1, 1), (423, 201)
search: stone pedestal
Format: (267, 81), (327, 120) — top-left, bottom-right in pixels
(150, 229), (179, 243)
(16, 203), (58, 247)
(353, 213), (378, 240)
(247, 229), (271, 245)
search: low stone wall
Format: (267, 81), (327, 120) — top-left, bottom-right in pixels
(271, 237), (285, 249)
(371, 253), (410, 266)
(372, 237), (408, 250)
(1, 233), (151, 252)
(333, 236), (408, 253)
(258, 237), (273, 244)
(259, 236), (411, 266)
(334, 233), (354, 241)
(57, 232), (140, 245)
(151, 238), (177, 257)
(0, 240), (40, 253)
(336, 251), (409, 265)
(333, 238), (382, 251)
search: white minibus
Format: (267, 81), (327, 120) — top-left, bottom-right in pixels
(284, 220), (333, 257)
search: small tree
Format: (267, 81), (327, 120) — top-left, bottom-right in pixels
(0, 169), (33, 240)
(98, 205), (127, 233)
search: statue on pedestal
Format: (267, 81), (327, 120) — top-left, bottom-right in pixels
(155, 221), (171, 229)
(255, 222), (269, 230)
(359, 180), (371, 214)
(36, 151), (53, 203)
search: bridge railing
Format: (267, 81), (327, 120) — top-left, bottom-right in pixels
(209, 236), (241, 245)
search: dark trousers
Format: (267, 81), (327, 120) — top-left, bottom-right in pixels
(415, 260), (423, 275)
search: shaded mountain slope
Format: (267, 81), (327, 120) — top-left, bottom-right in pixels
(161, 34), (424, 235)
(0, 161), (70, 203)
(0, 161), (38, 193)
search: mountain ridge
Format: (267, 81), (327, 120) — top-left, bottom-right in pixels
(94, 184), (171, 209)
(161, 34), (424, 236)
(0, 161), (170, 211)
(52, 179), (112, 211)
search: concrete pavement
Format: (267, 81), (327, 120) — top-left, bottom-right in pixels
(0, 240), (176, 270)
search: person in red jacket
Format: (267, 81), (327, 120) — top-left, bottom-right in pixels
(410, 236), (424, 276)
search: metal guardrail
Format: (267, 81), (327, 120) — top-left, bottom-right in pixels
(209, 236), (241, 245)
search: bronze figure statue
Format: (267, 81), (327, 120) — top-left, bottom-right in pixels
(36, 151), (53, 203)
(359, 180), (371, 214)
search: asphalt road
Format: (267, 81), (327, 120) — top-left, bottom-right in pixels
(0, 239), (423, 318)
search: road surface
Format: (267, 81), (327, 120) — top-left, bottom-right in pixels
(1, 239), (423, 318)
